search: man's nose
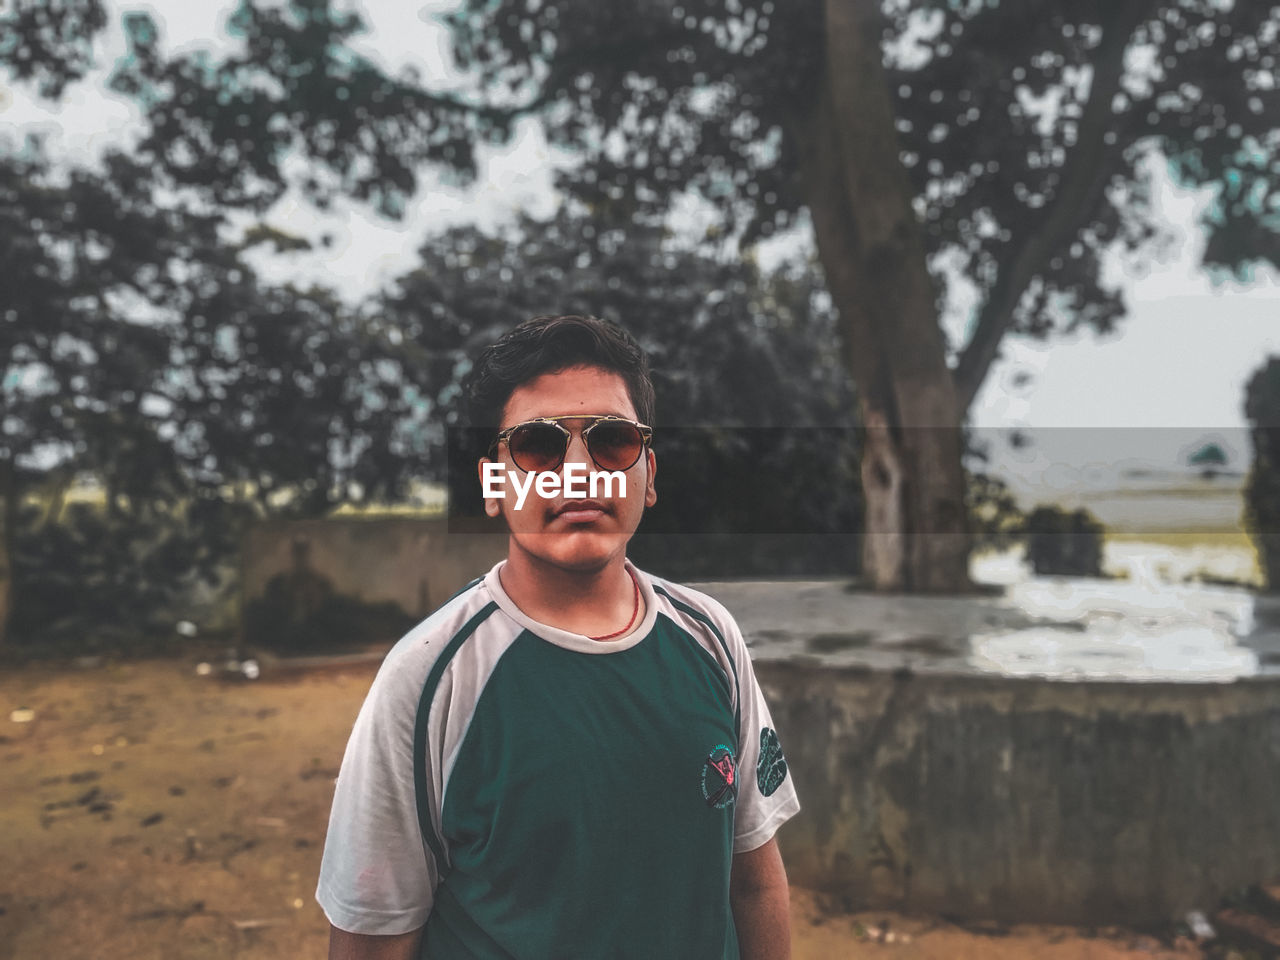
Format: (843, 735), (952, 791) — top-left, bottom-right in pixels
(562, 431), (592, 472)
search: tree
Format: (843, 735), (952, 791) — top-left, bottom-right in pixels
(1188, 441), (1228, 476)
(11, 0), (1278, 593)
(1023, 505), (1105, 577)
(376, 206), (863, 577)
(966, 467), (1025, 554)
(1244, 356), (1280, 592)
(0, 158), (428, 647)
(0, 140), (427, 647)
(435, 0), (1278, 591)
(0, 0), (853, 645)
(0, 147), (206, 647)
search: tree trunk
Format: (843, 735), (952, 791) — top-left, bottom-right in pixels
(951, 0), (1155, 410)
(786, 0), (972, 592)
(859, 410), (906, 590)
(0, 459), (13, 646)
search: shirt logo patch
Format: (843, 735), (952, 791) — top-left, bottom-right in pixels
(701, 744), (737, 809)
(757, 727), (788, 797)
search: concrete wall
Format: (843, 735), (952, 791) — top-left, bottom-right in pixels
(758, 660), (1280, 925)
(239, 523), (1280, 924)
(241, 517), (507, 624)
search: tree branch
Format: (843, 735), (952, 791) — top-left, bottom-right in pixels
(952, 1), (1157, 412)
(463, 23), (693, 125)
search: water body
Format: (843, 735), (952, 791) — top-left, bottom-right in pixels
(692, 542), (1280, 683)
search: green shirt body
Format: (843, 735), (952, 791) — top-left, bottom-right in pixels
(317, 560), (800, 959)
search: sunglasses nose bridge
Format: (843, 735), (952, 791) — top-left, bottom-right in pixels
(562, 427), (593, 471)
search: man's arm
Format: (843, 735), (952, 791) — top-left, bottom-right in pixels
(729, 837), (792, 960)
(328, 923), (425, 960)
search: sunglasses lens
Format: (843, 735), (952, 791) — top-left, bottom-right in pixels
(587, 422), (645, 471)
(508, 423), (567, 472)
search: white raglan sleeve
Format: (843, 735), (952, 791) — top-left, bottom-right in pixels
(315, 649), (439, 935)
(722, 612), (801, 853)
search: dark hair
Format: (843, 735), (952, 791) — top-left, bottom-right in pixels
(463, 315), (656, 430)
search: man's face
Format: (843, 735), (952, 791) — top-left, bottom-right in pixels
(479, 365), (657, 574)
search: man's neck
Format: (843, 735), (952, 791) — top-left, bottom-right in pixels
(499, 547), (640, 640)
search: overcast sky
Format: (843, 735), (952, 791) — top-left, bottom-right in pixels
(4, 0), (1277, 492)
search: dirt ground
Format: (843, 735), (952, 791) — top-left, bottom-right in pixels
(0, 657), (1205, 960)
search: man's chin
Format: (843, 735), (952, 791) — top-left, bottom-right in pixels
(511, 530), (630, 573)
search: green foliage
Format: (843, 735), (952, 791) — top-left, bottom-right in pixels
(14, 0), (1269, 343)
(391, 207), (863, 578)
(967, 471), (1025, 553)
(1243, 356), (1280, 592)
(1188, 442), (1229, 468)
(964, 427), (1027, 552)
(107, 0), (488, 217)
(0, 0), (834, 647)
(441, 0), (1279, 330)
(0, 0), (106, 99)
(0, 142), (429, 647)
(5, 0), (1276, 623)
(1023, 505), (1106, 577)
(10, 496), (248, 655)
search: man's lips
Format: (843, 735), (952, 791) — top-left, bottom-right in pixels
(552, 500), (609, 524)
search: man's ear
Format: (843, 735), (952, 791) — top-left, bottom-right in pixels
(478, 457), (503, 518)
(644, 448), (657, 508)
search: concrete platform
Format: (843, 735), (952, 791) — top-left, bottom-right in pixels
(689, 575), (1280, 925)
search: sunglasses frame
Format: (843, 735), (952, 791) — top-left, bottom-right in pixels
(489, 415), (654, 474)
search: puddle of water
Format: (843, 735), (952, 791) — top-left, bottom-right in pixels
(970, 542), (1269, 682)
(697, 539), (1276, 683)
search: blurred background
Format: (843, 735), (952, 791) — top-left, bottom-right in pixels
(2, 0), (1280, 956)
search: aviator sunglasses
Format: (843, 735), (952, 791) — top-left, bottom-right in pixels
(490, 415), (654, 474)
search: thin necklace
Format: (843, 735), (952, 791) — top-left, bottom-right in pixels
(589, 568), (641, 641)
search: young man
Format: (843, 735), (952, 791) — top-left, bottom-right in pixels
(316, 315), (800, 959)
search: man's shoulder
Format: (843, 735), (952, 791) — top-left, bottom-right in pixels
(642, 571), (742, 646)
(372, 577), (504, 697)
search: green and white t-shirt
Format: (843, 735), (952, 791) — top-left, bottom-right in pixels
(315, 559), (800, 959)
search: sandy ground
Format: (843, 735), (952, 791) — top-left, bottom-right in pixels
(0, 658), (1204, 959)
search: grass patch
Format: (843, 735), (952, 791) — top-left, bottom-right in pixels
(1104, 530), (1257, 552)
(1104, 531), (1264, 587)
